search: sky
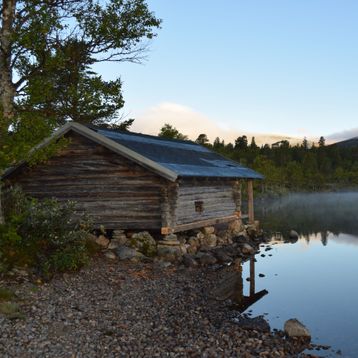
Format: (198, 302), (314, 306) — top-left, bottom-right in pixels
(96, 0), (358, 144)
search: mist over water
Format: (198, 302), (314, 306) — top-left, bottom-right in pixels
(257, 191), (358, 237)
(243, 192), (358, 357)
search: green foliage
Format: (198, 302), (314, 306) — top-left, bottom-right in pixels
(0, 188), (93, 277)
(192, 132), (358, 193)
(7, 0), (161, 128)
(158, 123), (188, 140)
(195, 133), (210, 146)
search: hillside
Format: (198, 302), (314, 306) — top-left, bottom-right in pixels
(332, 137), (358, 148)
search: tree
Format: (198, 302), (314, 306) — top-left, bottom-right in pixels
(302, 137), (309, 150)
(235, 135), (248, 151)
(213, 137), (225, 151)
(250, 137), (258, 149)
(20, 39), (125, 126)
(195, 133), (209, 146)
(158, 123), (188, 140)
(0, 0), (161, 129)
(318, 136), (326, 147)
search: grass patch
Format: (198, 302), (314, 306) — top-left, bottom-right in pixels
(0, 302), (24, 320)
(0, 287), (15, 302)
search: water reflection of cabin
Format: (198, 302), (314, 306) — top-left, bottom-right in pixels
(2, 122), (263, 234)
(213, 257), (268, 312)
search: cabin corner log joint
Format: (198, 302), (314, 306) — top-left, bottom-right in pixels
(2, 122), (264, 233)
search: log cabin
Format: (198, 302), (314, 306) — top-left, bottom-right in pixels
(2, 122), (263, 234)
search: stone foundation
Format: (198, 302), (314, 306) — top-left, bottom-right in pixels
(95, 219), (263, 265)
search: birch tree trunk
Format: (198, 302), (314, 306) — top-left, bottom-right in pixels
(0, 0), (17, 225)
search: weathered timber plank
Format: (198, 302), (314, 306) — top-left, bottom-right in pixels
(6, 132), (166, 230)
(178, 186), (233, 195)
(173, 215), (238, 233)
(176, 209), (236, 223)
(26, 191), (161, 200)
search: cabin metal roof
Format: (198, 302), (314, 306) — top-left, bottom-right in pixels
(2, 122), (264, 182)
(92, 127), (263, 180)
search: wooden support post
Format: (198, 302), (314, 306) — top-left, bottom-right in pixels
(233, 180), (242, 218)
(160, 182), (178, 236)
(160, 186), (172, 232)
(247, 179), (254, 224)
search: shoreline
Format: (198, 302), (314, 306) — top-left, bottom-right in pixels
(0, 255), (324, 357)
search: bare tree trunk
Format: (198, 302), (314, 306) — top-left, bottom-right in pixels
(0, 0), (16, 122)
(0, 0), (17, 225)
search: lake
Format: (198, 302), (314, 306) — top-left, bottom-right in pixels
(240, 192), (358, 357)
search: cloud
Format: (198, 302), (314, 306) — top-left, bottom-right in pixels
(327, 128), (358, 143)
(131, 102), (301, 145)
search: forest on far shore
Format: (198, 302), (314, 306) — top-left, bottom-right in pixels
(158, 124), (358, 193)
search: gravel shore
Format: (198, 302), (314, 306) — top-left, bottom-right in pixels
(0, 257), (318, 357)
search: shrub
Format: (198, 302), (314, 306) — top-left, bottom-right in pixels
(0, 187), (93, 277)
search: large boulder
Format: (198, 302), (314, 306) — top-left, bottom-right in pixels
(128, 231), (157, 257)
(284, 319), (311, 339)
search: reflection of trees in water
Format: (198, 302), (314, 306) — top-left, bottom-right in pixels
(257, 192), (358, 238)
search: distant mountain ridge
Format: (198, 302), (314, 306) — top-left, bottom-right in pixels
(332, 137), (358, 148)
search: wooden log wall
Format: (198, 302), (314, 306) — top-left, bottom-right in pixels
(175, 178), (237, 226)
(5, 132), (165, 229)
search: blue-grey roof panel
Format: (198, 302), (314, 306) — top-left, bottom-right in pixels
(94, 128), (264, 180)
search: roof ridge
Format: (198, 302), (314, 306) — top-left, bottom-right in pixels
(87, 124), (199, 146)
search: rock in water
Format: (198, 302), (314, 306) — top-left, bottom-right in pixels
(284, 319), (311, 339)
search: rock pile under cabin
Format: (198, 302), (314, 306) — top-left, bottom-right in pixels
(2, 121), (264, 264)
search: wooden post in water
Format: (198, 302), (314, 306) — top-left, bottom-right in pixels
(247, 179), (254, 223)
(250, 257), (255, 297)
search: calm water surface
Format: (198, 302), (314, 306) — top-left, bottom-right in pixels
(241, 192), (358, 358)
